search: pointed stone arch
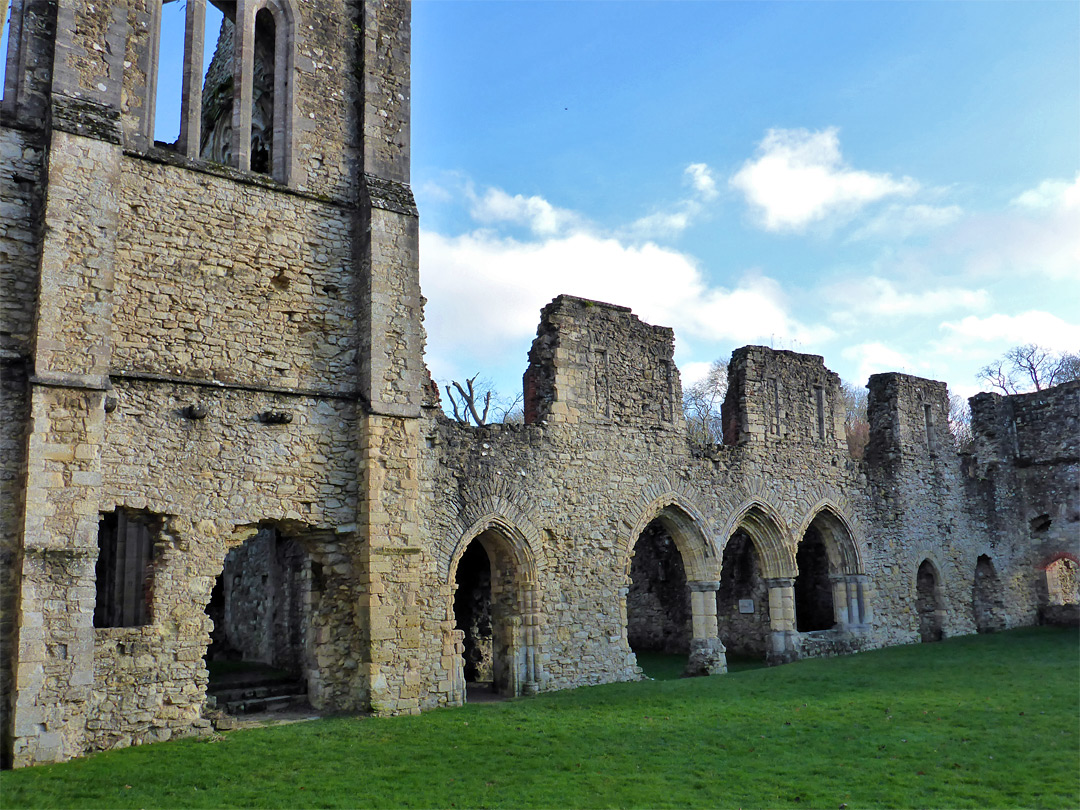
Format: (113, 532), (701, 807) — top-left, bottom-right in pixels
(915, 556), (946, 642)
(440, 484), (546, 584)
(795, 502), (864, 575)
(622, 490), (719, 583)
(620, 489), (727, 676)
(445, 509), (544, 702)
(721, 499), (794, 580)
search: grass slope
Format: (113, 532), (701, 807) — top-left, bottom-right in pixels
(2, 627), (1077, 809)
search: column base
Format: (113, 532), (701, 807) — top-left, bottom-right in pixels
(683, 637), (728, 677)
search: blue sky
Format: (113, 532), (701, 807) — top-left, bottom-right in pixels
(3, 2), (1077, 404)
(411, 0), (1080, 404)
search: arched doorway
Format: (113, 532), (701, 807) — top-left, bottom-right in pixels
(794, 526), (834, 632)
(716, 530), (770, 661)
(627, 518), (692, 667)
(450, 527), (536, 701)
(1044, 556), (1079, 606)
(624, 501), (724, 677)
(916, 559), (945, 642)
(972, 555), (1006, 633)
(205, 526), (312, 714)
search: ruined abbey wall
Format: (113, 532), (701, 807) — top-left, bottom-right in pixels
(2, 0), (1077, 769)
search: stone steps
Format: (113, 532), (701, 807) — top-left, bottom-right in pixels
(207, 674), (308, 715)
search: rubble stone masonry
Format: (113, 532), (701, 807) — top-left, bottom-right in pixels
(1, 0), (1077, 768)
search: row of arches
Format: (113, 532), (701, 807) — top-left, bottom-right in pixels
(445, 501), (871, 699)
(100, 508), (1076, 714)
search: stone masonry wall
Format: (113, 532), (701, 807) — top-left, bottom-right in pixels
(112, 156), (356, 392)
(5, 0), (1074, 769)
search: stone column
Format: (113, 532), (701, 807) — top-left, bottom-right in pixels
(829, 574), (850, 626)
(178, 0), (206, 159)
(765, 577), (797, 664)
(231, 0), (255, 171)
(855, 575), (873, 626)
(520, 581), (541, 695)
(684, 580), (727, 676)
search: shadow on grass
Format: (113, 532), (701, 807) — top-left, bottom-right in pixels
(635, 651), (767, 680)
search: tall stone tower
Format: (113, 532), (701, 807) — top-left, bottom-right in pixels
(1, 0), (426, 767)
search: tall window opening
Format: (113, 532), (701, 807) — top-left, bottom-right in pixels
(627, 520), (691, 670)
(972, 555), (1006, 633)
(250, 9), (275, 174)
(153, 1), (186, 146)
(924, 403), (935, 454)
(794, 526), (834, 632)
(916, 560), (944, 642)
(94, 509), (159, 628)
(2, 2), (13, 101)
(200, 4), (236, 165)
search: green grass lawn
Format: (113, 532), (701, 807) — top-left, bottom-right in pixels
(3, 627), (1077, 809)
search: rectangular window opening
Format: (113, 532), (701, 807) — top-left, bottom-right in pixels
(94, 509), (159, 628)
(815, 386), (826, 440)
(924, 403), (935, 454)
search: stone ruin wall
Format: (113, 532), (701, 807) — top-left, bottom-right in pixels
(2, 0), (1077, 769)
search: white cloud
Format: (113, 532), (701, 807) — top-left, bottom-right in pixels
(685, 163), (719, 201)
(829, 276), (990, 319)
(626, 209), (694, 239)
(848, 203), (964, 242)
(730, 127), (919, 232)
(1010, 174), (1080, 210)
(841, 342), (917, 384)
(420, 185), (831, 384)
(468, 187), (581, 236)
(941, 311), (1080, 351)
(622, 162), (721, 239)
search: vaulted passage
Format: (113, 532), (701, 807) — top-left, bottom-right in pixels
(716, 531), (769, 660)
(916, 560), (944, 642)
(205, 527), (310, 714)
(972, 555), (1006, 633)
(1044, 557), (1079, 606)
(627, 520), (691, 660)
(794, 526), (834, 632)
(451, 528), (537, 701)
(454, 541), (493, 688)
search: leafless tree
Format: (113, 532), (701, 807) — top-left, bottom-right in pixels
(841, 381), (869, 460)
(444, 375), (523, 426)
(948, 393), (974, 453)
(445, 375), (492, 426)
(683, 358), (728, 450)
(978, 344), (1080, 394)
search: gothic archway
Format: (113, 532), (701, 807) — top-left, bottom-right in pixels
(972, 555), (1006, 633)
(448, 523), (538, 701)
(916, 559), (945, 642)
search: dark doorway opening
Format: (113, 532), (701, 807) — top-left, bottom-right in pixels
(716, 530), (769, 661)
(627, 520), (690, 672)
(916, 560), (944, 642)
(794, 526), (834, 632)
(454, 540), (495, 700)
(205, 527), (309, 714)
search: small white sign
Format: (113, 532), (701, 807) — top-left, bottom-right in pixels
(738, 599), (755, 614)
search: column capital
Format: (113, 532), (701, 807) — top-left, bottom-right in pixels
(764, 577), (794, 589)
(687, 580), (720, 592)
